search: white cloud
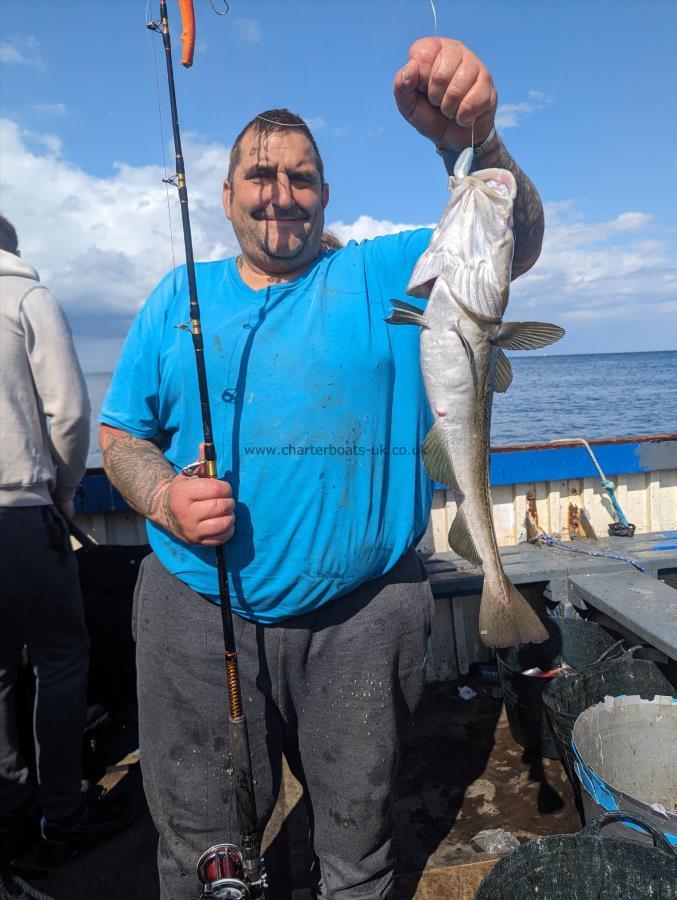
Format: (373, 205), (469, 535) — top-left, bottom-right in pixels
(495, 90), (553, 129)
(305, 117), (327, 131)
(0, 118), (238, 364)
(333, 205), (676, 351)
(327, 215), (433, 244)
(233, 18), (263, 44)
(31, 102), (67, 116)
(510, 201), (677, 335)
(0, 36), (44, 70)
(1, 116), (674, 366)
(527, 90), (551, 103)
(22, 127), (62, 154)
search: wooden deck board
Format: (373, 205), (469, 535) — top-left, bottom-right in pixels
(568, 570), (677, 661)
(425, 532), (677, 599)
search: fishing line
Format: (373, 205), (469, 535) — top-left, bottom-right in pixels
(245, 1), (440, 135)
(147, 0), (195, 476)
(246, 0), (406, 134)
(429, 0), (438, 35)
(146, 0), (178, 282)
(148, 0), (213, 797)
(366, 0), (405, 82)
(254, 114), (326, 128)
(356, 0), (441, 144)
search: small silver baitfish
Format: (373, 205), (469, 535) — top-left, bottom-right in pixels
(389, 151), (564, 647)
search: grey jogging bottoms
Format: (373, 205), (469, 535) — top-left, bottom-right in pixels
(133, 549), (432, 900)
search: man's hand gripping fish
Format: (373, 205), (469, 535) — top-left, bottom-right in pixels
(389, 149), (564, 648)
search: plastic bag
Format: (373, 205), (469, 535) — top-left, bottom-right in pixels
(458, 685), (477, 700)
(471, 828), (521, 853)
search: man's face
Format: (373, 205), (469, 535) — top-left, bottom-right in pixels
(223, 128), (329, 275)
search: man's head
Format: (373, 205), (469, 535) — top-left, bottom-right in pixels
(223, 109), (329, 276)
(0, 215), (19, 255)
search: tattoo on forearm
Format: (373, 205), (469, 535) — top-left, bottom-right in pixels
(481, 135), (545, 279)
(160, 484), (183, 537)
(99, 429), (175, 528)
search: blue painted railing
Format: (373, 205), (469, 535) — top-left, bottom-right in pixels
(76, 434), (677, 514)
(489, 435), (676, 487)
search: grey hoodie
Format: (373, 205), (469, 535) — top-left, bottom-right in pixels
(0, 248), (90, 506)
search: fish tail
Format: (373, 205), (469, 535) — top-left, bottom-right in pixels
(479, 579), (549, 648)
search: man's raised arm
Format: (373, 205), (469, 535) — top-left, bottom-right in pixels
(98, 424), (235, 546)
(393, 37), (544, 279)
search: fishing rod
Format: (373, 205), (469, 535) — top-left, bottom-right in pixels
(146, 2), (265, 897)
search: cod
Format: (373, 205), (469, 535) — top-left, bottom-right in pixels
(389, 149), (564, 647)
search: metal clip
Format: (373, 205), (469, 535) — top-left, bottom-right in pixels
(163, 174), (179, 187)
(181, 459), (204, 478)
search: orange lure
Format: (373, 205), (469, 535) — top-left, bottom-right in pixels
(178, 0), (195, 67)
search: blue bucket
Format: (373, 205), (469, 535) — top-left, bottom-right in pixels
(572, 694), (677, 847)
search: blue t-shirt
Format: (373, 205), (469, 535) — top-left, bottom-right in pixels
(101, 229), (434, 622)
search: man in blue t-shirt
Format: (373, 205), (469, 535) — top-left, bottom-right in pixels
(100, 38), (544, 900)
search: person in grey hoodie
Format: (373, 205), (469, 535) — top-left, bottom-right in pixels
(0, 215), (124, 864)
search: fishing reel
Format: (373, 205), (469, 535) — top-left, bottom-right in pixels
(197, 844), (266, 900)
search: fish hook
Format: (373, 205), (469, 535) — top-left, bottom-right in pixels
(429, 0), (437, 35)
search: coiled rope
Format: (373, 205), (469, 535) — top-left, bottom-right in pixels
(529, 528), (645, 572)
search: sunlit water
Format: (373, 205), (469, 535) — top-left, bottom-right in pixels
(85, 351), (677, 467)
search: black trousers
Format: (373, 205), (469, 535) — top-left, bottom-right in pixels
(0, 505), (89, 821)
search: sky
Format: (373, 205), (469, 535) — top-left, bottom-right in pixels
(1, 0), (676, 371)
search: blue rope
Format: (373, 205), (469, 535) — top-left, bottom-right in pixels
(529, 529), (646, 572)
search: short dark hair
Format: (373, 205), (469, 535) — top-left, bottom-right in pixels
(227, 108), (324, 183)
(0, 215), (19, 254)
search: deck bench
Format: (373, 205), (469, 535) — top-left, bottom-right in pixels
(423, 531), (677, 678)
(568, 570), (677, 662)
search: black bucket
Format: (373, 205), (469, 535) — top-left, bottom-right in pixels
(496, 617), (622, 759)
(543, 646), (677, 810)
(475, 813), (677, 900)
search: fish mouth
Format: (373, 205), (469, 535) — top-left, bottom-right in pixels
(474, 169), (517, 200)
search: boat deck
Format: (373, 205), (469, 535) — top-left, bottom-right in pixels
(15, 531), (676, 897)
(425, 531), (677, 681)
(18, 684), (581, 900)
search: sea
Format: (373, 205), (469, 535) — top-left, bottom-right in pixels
(85, 350), (677, 467)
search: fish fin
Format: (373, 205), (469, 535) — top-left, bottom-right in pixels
(386, 299), (427, 327)
(448, 507), (483, 565)
(407, 251), (449, 298)
(478, 578), (549, 648)
(407, 278), (436, 300)
(453, 323), (474, 363)
(494, 322), (565, 351)
(422, 421), (459, 490)
(493, 349), (513, 393)
(447, 286), (502, 326)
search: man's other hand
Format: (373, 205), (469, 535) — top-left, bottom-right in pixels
(394, 37), (497, 151)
